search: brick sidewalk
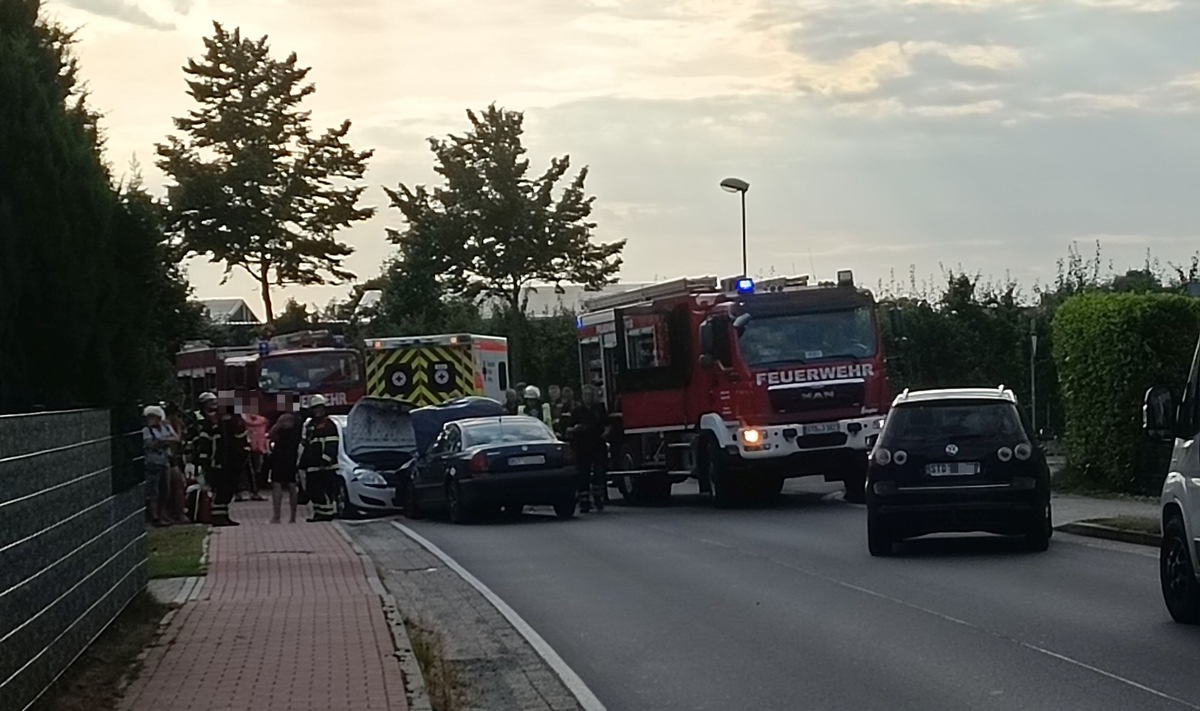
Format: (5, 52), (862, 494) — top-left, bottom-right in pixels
(119, 502), (410, 711)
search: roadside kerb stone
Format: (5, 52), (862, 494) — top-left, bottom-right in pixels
(1056, 521), (1162, 548)
(342, 520), (585, 711)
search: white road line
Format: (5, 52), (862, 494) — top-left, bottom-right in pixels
(390, 521), (607, 711)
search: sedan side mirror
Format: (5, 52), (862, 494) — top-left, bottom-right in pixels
(1143, 385), (1177, 440)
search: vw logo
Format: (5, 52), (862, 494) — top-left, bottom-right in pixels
(945, 443), (959, 456)
(521, 445), (528, 452)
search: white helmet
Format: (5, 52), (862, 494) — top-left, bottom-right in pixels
(309, 394), (328, 408)
(523, 385), (541, 400)
(143, 405), (165, 419)
(197, 392), (217, 405)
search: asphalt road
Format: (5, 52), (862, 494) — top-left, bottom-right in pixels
(394, 479), (1200, 711)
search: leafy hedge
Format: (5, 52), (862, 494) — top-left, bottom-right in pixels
(1052, 293), (1200, 493)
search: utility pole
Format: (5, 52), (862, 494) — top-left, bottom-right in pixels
(1030, 316), (1038, 435)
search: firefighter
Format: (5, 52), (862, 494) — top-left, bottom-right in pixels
(567, 384), (609, 513)
(520, 385), (554, 427)
(196, 400), (249, 526)
(184, 392), (217, 479)
(299, 395), (340, 522)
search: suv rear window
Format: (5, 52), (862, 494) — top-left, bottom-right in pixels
(880, 400), (1026, 447)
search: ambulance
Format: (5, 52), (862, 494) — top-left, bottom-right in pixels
(364, 334), (510, 407)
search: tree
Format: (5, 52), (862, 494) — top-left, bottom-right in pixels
(385, 104), (624, 374)
(156, 22), (374, 323)
(273, 298), (314, 335)
(0, 1), (202, 412)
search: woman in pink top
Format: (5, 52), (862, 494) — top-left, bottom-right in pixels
(240, 411), (270, 501)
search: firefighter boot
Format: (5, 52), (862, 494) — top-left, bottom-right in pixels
(591, 484), (606, 512)
(577, 488), (591, 513)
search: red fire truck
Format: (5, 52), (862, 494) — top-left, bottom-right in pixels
(175, 330), (365, 417)
(577, 271), (891, 507)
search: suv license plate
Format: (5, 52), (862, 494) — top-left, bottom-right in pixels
(508, 455), (546, 467)
(926, 462), (979, 476)
(802, 422), (840, 436)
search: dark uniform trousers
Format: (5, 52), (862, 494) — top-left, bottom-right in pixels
(576, 448), (607, 511)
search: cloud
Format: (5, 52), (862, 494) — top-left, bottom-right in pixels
(56, 0), (174, 29)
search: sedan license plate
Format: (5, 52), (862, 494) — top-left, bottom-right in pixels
(802, 422), (841, 436)
(926, 462), (980, 477)
(508, 455), (546, 467)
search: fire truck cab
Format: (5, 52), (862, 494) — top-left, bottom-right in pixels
(578, 272), (890, 507)
(176, 330), (365, 417)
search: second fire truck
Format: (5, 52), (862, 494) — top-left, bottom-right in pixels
(577, 271), (891, 507)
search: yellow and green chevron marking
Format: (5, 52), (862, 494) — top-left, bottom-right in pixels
(366, 345), (476, 406)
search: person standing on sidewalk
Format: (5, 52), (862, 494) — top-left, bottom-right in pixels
(197, 403), (249, 527)
(267, 412), (303, 524)
(568, 384), (609, 513)
(240, 410), (269, 501)
(142, 405), (177, 526)
(299, 395), (339, 522)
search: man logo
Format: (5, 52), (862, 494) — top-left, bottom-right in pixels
(945, 443), (959, 456)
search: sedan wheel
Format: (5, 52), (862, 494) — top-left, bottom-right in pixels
(447, 481), (473, 524)
(553, 493), (576, 520)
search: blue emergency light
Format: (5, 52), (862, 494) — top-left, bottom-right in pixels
(735, 277), (755, 295)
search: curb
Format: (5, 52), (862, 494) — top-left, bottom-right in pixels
(1055, 522), (1161, 548)
(333, 521), (433, 711)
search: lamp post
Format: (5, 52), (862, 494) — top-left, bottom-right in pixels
(720, 177), (750, 276)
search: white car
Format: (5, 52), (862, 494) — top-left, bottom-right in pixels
(1145, 366), (1200, 623)
(298, 398), (417, 518)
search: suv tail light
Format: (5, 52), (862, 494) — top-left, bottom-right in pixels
(893, 450), (908, 465)
(997, 447), (1013, 462)
(469, 451), (489, 473)
(873, 448), (892, 466)
(1014, 443), (1032, 461)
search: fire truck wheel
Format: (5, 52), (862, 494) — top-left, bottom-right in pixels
(616, 450), (643, 505)
(701, 436), (738, 508)
(843, 460), (868, 504)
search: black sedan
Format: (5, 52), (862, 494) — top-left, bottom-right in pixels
(405, 415), (577, 523)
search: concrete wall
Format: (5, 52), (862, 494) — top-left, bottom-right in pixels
(0, 409), (147, 711)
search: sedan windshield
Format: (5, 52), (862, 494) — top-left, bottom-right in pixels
(737, 307), (877, 367)
(463, 420), (556, 447)
(880, 401), (1026, 447)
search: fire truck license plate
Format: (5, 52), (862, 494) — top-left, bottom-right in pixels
(802, 422), (841, 436)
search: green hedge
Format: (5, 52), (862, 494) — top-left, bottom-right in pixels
(1052, 293), (1200, 493)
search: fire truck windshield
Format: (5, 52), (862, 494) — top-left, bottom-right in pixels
(258, 351), (361, 393)
(737, 306), (878, 367)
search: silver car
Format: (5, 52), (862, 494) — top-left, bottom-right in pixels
(298, 398), (417, 518)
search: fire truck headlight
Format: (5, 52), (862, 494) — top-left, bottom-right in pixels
(741, 428), (762, 445)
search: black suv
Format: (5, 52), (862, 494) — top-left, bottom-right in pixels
(865, 387), (1052, 556)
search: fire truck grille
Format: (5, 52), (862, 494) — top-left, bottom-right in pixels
(797, 433), (849, 449)
(768, 382), (865, 415)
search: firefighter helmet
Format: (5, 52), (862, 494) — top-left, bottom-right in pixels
(523, 385), (541, 400)
(309, 394), (328, 408)
(198, 392), (217, 404)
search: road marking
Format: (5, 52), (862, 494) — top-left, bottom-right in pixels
(684, 532), (1199, 711)
(391, 521), (607, 711)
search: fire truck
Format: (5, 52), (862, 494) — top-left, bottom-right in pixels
(175, 330), (366, 417)
(577, 271), (891, 507)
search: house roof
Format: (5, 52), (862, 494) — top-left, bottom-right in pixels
(485, 282), (652, 318)
(199, 298), (261, 325)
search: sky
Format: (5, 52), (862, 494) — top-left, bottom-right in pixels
(42, 0), (1200, 315)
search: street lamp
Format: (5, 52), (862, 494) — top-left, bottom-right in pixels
(720, 177), (750, 276)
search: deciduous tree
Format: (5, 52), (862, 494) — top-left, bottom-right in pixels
(156, 23), (374, 323)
